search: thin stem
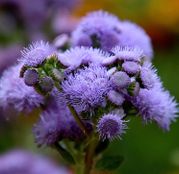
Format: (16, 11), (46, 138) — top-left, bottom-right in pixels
(84, 135), (98, 174)
(68, 104), (90, 137)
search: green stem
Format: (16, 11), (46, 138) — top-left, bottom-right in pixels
(84, 135), (98, 174)
(68, 105), (90, 137)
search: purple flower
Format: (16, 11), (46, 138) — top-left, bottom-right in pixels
(0, 150), (69, 174)
(110, 71), (131, 89)
(58, 46), (109, 69)
(122, 61), (141, 75)
(118, 21), (153, 59)
(20, 41), (55, 67)
(39, 77), (54, 93)
(97, 113), (127, 141)
(140, 62), (162, 89)
(24, 69), (39, 86)
(33, 91), (88, 146)
(71, 10), (121, 51)
(0, 64), (44, 113)
(133, 88), (178, 130)
(107, 90), (125, 106)
(62, 64), (111, 112)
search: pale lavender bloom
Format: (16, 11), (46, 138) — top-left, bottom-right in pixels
(0, 64), (44, 113)
(133, 88), (178, 130)
(110, 71), (131, 89)
(140, 62), (162, 89)
(122, 61), (141, 75)
(24, 69), (39, 86)
(0, 150), (69, 174)
(20, 41), (55, 67)
(97, 113), (127, 141)
(62, 64), (111, 112)
(118, 21), (153, 59)
(107, 90), (125, 106)
(58, 46), (109, 69)
(71, 10), (121, 51)
(33, 91), (88, 146)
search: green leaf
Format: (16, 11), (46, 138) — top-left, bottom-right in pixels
(54, 143), (75, 165)
(95, 155), (124, 171)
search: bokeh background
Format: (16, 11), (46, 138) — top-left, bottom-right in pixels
(0, 0), (179, 174)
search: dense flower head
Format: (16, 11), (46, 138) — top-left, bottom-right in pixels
(107, 90), (125, 106)
(0, 64), (44, 113)
(97, 113), (127, 141)
(72, 10), (153, 60)
(58, 46), (109, 69)
(71, 10), (121, 51)
(0, 150), (69, 174)
(33, 92), (87, 146)
(117, 21), (153, 59)
(62, 64), (111, 112)
(140, 62), (162, 89)
(133, 88), (178, 130)
(20, 41), (55, 67)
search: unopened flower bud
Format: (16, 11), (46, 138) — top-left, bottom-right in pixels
(24, 69), (39, 86)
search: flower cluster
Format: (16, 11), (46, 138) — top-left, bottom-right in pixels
(0, 10), (178, 171)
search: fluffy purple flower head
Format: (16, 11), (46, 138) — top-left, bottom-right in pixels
(0, 64), (44, 113)
(133, 88), (178, 130)
(62, 64), (111, 112)
(33, 92), (88, 146)
(71, 11), (121, 51)
(140, 62), (162, 89)
(97, 113), (127, 141)
(110, 71), (131, 89)
(24, 69), (39, 86)
(107, 90), (125, 106)
(58, 46), (109, 69)
(118, 21), (153, 59)
(20, 41), (55, 67)
(122, 61), (141, 75)
(0, 150), (69, 174)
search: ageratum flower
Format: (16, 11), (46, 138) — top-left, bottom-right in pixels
(33, 92), (87, 146)
(140, 62), (162, 89)
(62, 64), (111, 112)
(0, 64), (44, 113)
(24, 69), (39, 86)
(0, 150), (69, 174)
(72, 10), (153, 59)
(122, 61), (141, 75)
(133, 88), (178, 130)
(102, 46), (144, 66)
(118, 21), (153, 59)
(97, 113), (127, 141)
(20, 41), (55, 67)
(58, 46), (109, 69)
(71, 11), (121, 51)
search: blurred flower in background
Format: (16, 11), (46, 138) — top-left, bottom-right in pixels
(0, 150), (70, 174)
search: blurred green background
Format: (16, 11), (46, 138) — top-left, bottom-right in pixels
(0, 0), (179, 174)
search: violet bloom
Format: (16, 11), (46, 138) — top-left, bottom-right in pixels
(118, 21), (153, 59)
(62, 64), (111, 112)
(133, 88), (178, 130)
(97, 113), (127, 141)
(58, 46), (109, 69)
(0, 64), (44, 113)
(71, 10), (121, 51)
(71, 10), (153, 59)
(140, 62), (162, 89)
(33, 91), (87, 146)
(0, 150), (69, 174)
(20, 41), (55, 67)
